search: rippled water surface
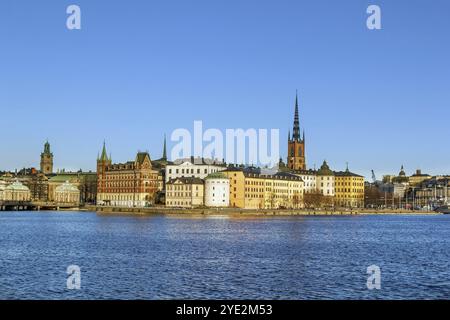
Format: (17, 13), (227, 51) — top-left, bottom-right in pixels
(0, 211), (449, 299)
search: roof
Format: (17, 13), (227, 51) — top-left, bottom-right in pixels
(205, 172), (228, 180)
(317, 161), (334, 176)
(173, 157), (225, 166)
(55, 181), (80, 193)
(5, 180), (30, 191)
(334, 170), (364, 178)
(225, 167), (302, 181)
(166, 177), (204, 185)
(136, 152), (151, 165)
(48, 174), (81, 183)
(223, 166), (261, 175)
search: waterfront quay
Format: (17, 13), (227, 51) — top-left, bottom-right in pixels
(0, 200), (79, 211)
(85, 205), (438, 216)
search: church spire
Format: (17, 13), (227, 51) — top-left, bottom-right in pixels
(100, 141), (109, 161)
(292, 91), (300, 141)
(162, 134), (167, 160)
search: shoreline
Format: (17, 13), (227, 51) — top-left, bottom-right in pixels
(83, 205), (441, 216)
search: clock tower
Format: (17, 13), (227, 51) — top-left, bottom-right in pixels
(40, 140), (54, 175)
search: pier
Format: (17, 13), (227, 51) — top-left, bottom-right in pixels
(0, 201), (79, 211)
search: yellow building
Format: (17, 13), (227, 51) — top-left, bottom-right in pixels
(334, 168), (365, 208)
(222, 168), (304, 209)
(165, 177), (204, 208)
(408, 169), (430, 187)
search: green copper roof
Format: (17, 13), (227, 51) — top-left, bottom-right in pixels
(205, 172), (228, 180)
(99, 141), (109, 161)
(317, 160), (334, 176)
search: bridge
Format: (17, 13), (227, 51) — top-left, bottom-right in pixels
(0, 201), (80, 211)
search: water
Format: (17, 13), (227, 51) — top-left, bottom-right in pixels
(0, 211), (449, 300)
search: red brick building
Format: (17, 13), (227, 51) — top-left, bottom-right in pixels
(96, 143), (159, 207)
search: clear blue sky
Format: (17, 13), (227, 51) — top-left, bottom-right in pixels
(1, 0), (449, 179)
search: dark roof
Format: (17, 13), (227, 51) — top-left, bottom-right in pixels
(136, 152), (150, 164)
(273, 171), (304, 182)
(283, 168), (317, 175)
(334, 170), (364, 178)
(173, 157), (225, 166)
(224, 166), (303, 181)
(223, 166), (261, 175)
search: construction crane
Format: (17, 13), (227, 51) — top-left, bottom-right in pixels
(371, 170), (377, 184)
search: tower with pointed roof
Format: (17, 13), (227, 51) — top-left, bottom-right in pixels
(40, 140), (53, 175)
(97, 141), (112, 197)
(287, 92), (306, 171)
(162, 134), (167, 161)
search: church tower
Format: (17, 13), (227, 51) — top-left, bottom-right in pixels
(287, 93), (306, 171)
(40, 140), (53, 175)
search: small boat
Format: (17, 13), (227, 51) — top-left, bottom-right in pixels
(434, 205), (450, 214)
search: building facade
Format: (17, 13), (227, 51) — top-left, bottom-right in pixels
(334, 167), (365, 208)
(204, 172), (230, 207)
(316, 161), (335, 197)
(96, 143), (159, 207)
(222, 167), (304, 209)
(55, 181), (80, 205)
(166, 177), (204, 208)
(165, 157), (226, 183)
(3, 180), (31, 201)
(48, 171), (97, 204)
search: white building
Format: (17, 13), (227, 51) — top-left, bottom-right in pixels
(292, 161), (335, 196)
(3, 180), (31, 201)
(54, 181), (80, 205)
(165, 157), (226, 183)
(204, 172), (230, 207)
(316, 161), (335, 197)
(295, 170), (317, 194)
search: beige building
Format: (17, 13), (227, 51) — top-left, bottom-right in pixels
(55, 181), (80, 205)
(222, 167), (304, 209)
(166, 177), (204, 208)
(0, 180), (7, 200)
(3, 180), (31, 202)
(409, 169), (431, 187)
(48, 172), (97, 204)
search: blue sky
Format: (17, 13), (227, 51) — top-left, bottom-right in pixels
(1, 0), (449, 179)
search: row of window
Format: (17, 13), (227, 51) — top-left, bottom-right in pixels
(167, 185), (201, 191)
(168, 168), (221, 174)
(167, 201), (192, 206)
(336, 188), (364, 193)
(336, 181), (364, 186)
(166, 192), (201, 198)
